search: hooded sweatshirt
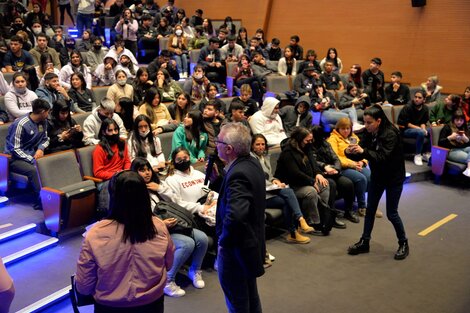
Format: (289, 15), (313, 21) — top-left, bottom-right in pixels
(279, 95), (313, 136)
(249, 97), (287, 146)
(4, 87), (38, 121)
(93, 55), (117, 86)
(82, 107), (127, 146)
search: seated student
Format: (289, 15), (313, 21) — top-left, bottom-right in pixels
(348, 64), (364, 91)
(188, 25), (209, 50)
(106, 35), (139, 67)
(384, 71), (410, 106)
(128, 115), (166, 173)
(170, 110), (208, 163)
(202, 100), (224, 155)
(45, 99), (84, 154)
(0, 71), (10, 96)
(35, 52), (62, 86)
(5, 72), (38, 121)
(298, 50), (322, 75)
(49, 26), (70, 67)
(0, 258), (15, 313)
(168, 92), (197, 124)
(339, 83), (369, 129)
(130, 158), (208, 298)
(279, 95), (313, 136)
(165, 147), (217, 232)
(266, 38), (282, 61)
(251, 134), (313, 244)
(221, 101), (250, 128)
(183, 65), (210, 102)
(132, 67), (154, 105)
(198, 37), (226, 85)
(2, 36), (35, 73)
(138, 14), (158, 53)
(220, 34), (244, 62)
(59, 50), (93, 89)
(311, 84), (348, 128)
(68, 72), (96, 113)
(229, 84), (259, 119)
(320, 48), (343, 74)
(36, 73), (73, 109)
(167, 24), (189, 78)
(115, 97), (136, 133)
(147, 50), (180, 82)
(216, 27), (229, 47)
(93, 55), (118, 86)
(438, 110), (470, 177)
(232, 54), (264, 104)
(430, 94), (461, 126)
(249, 97), (286, 146)
(397, 90), (431, 166)
(251, 51), (278, 84)
(139, 87), (174, 132)
(362, 57), (385, 104)
(155, 16), (174, 39)
(115, 53), (138, 80)
(29, 33), (61, 69)
(275, 127), (333, 234)
(294, 66), (319, 97)
(311, 126), (354, 226)
(421, 75), (442, 104)
(106, 70), (135, 108)
(320, 60), (344, 91)
(181, 17), (195, 39)
(198, 83), (226, 116)
(278, 46), (297, 76)
(5, 99), (50, 210)
(155, 68), (183, 103)
(289, 35), (304, 60)
(82, 97), (127, 146)
(93, 118), (131, 212)
(85, 37), (108, 73)
(244, 36), (268, 60)
(236, 26), (249, 49)
(327, 117), (374, 218)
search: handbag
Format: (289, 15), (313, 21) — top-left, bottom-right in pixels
(153, 201), (198, 236)
(69, 275), (95, 313)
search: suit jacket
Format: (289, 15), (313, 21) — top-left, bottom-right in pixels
(216, 155), (266, 278)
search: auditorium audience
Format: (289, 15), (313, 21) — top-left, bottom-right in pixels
(59, 50), (93, 89)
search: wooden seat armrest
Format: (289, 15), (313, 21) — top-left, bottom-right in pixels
(83, 176), (103, 183)
(0, 153), (12, 159)
(41, 187), (65, 196)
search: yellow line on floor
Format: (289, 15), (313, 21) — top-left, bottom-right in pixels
(0, 223), (13, 229)
(418, 214), (458, 236)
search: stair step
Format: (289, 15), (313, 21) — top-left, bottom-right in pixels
(16, 285), (71, 313)
(3, 236), (58, 265)
(0, 223), (36, 243)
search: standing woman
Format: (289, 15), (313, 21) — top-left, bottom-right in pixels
(346, 104), (409, 260)
(76, 170), (174, 313)
(115, 8), (139, 56)
(320, 48), (343, 74)
(59, 0), (75, 26)
(68, 72), (96, 112)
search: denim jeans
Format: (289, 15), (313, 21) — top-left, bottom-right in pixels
(340, 107), (359, 125)
(167, 229), (208, 282)
(174, 54), (188, 74)
(362, 183), (407, 243)
(448, 146), (470, 164)
(266, 188), (303, 232)
(342, 167), (371, 208)
(321, 109), (349, 128)
(403, 128), (428, 154)
(76, 13), (93, 37)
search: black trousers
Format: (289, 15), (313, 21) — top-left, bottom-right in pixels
(94, 296), (164, 313)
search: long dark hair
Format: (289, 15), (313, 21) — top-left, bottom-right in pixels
(39, 52), (53, 76)
(288, 126), (311, 163)
(118, 97), (134, 131)
(325, 47), (339, 68)
(185, 110), (204, 149)
(251, 133), (269, 155)
(51, 98), (72, 127)
(141, 87), (162, 124)
(131, 114), (159, 158)
(364, 104), (395, 133)
(349, 64), (362, 86)
(173, 92), (192, 122)
(98, 118), (125, 160)
(134, 67), (150, 86)
(131, 157), (161, 184)
(107, 171), (157, 244)
(70, 72), (87, 90)
(69, 49), (86, 73)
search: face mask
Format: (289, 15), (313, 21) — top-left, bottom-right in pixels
(106, 134), (120, 144)
(194, 73), (203, 80)
(117, 79), (127, 86)
(93, 45), (102, 50)
(15, 86), (27, 94)
(174, 159), (191, 172)
(139, 130), (150, 138)
(175, 29), (183, 36)
(98, 113), (108, 121)
(32, 27), (42, 35)
(303, 143), (313, 151)
(120, 61), (129, 67)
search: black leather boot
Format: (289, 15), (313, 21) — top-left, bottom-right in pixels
(348, 238), (370, 255)
(394, 241), (409, 260)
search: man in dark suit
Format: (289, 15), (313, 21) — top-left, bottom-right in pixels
(215, 122), (266, 313)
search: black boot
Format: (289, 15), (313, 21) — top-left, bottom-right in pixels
(348, 238), (370, 255)
(394, 241), (409, 260)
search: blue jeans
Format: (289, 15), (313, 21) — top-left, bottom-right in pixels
(340, 107), (359, 125)
(342, 167), (371, 208)
(403, 128), (428, 154)
(362, 183), (407, 243)
(174, 53), (188, 74)
(76, 13), (93, 37)
(217, 246), (262, 313)
(266, 188), (303, 232)
(321, 110), (349, 128)
(167, 229), (208, 281)
(448, 146), (470, 164)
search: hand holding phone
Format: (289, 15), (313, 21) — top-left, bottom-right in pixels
(349, 137), (357, 145)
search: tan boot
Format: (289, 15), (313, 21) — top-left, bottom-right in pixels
(376, 209), (383, 218)
(286, 231), (310, 244)
(298, 217), (314, 233)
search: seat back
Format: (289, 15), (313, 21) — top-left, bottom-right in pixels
(92, 87), (110, 107)
(431, 125), (443, 146)
(189, 49), (201, 74)
(382, 105), (393, 124)
(392, 105), (405, 125)
(266, 75), (291, 94)
(76, 145), (97, 177)
(36, 150), (83, 189)
(3, 72), (14, 84)
(0, 96), (5, 113)
(159, 132), (174, 157)
(72, 112), (92, 129)
(0, 122), (10, 154)
(226, 62), (238, 77)
(159, 37), (170, 54)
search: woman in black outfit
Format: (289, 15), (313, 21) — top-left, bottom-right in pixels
(68, 72), (96, 112)
(346, 104), (409, 260)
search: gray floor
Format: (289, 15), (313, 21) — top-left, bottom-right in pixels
(4, 180), (470, 313)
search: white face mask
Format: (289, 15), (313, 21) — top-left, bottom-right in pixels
(32, 27), (42, 35)
(194, 73), (203, 80)
(139, 130), (150, 137)
(15, 86), (27, 94)
(117, 79), (127, 86)
(175, 29), (183, 36)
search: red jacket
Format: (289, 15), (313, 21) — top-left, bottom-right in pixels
(93, 142), (131, 180)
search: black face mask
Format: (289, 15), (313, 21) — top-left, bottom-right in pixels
(98, 113), (108, 121)
(106, 134), (120, 144)
(174, 159), (191, 172)
(93, 45), (102, 50)
(303, 143), (313, 151)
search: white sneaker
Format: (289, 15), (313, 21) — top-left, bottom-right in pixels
(463, 168), (470, 178)
(353, 123), (365, 131)
(164, 281), (185, 297)
(189, 270), (205, 289)
(268, 253), (275, 262)
(182, 72), (188, 78)
(414, 154), (423, 166)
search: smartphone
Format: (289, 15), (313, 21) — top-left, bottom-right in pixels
(349, 137), (358, 145)
(458, 130), (464, 135)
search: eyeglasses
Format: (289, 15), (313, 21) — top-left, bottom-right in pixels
(215, 139), (229, 146)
